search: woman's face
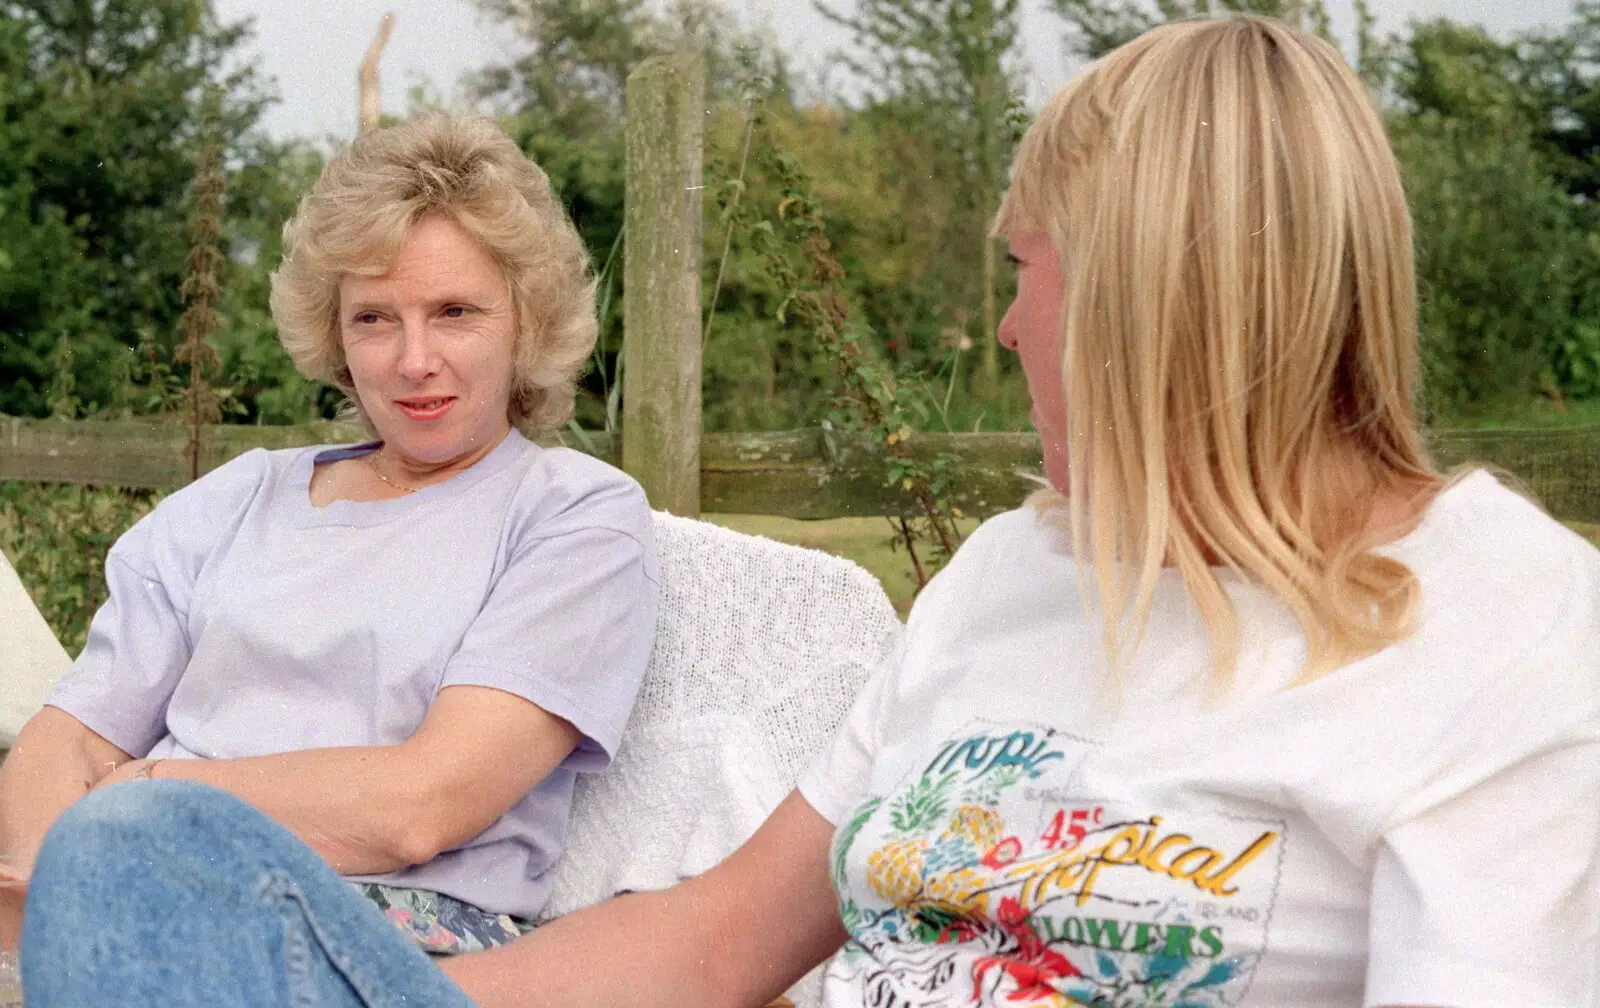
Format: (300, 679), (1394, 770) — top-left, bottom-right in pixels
(998, 230), (1070, 494)
(339, 213), (517, 468)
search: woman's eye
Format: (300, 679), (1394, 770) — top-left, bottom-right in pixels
(442, 306), (469, 319)
(354, 312), (380, 325)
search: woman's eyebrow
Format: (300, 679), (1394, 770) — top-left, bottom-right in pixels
(1004, 251), (1023, 266)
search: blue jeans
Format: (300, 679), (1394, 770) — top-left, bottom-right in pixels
(21, 781), (479, 1007)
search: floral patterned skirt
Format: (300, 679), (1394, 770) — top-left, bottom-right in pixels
(353, 883), (537, 956)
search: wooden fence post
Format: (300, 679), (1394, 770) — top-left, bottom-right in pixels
(623, 51), (705, 516)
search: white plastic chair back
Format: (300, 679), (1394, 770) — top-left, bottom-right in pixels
(541, 513), (902, 1007)
(0, 549), (73, 748)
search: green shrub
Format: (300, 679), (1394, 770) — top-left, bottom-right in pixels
(0, 483), (163, 657)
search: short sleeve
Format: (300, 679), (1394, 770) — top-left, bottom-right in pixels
(438, 481), (658, 774)
(45, 552), (191, 756)
(44, 449), (269, 756)
(1364, 737), (1600, 1007)
(1364, 562), (1600, 1008)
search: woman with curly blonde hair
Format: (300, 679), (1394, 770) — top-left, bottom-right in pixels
(18, 17), (1600, 1008)
(2, 112), (659, 981)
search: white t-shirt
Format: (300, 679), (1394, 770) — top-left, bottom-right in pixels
(799, 471), (1600, 1008)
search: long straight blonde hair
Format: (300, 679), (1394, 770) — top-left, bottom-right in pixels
(996, 16), (1441, 690)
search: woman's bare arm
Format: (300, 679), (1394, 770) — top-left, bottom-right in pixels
(0, 706), (133, 870)
(440, 790), (849, 1008)
(100, 684), (580, 876)
(0, 706), (135, 949)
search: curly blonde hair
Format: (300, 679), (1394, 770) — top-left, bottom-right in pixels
(270, 112), (596, 436)
(996, 17), (1442, 690)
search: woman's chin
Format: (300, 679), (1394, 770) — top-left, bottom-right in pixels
(377, 429), (475, 467)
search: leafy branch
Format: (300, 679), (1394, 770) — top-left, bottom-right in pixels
(712, 109), (964, 590)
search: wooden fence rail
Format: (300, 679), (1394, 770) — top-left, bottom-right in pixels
(3, 416), (1596, 523)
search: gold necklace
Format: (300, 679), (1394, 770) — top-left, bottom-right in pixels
(368, 451), (417, 494)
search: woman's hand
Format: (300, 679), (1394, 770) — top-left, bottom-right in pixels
(0, 856), (27, 952)
(0, 879), (24, 954)
(89, 758), (160, 792)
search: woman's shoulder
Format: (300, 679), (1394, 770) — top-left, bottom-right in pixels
(110, 447), (291, 578)
(151, 443), (345, 527)
(944, 504), (1069, 580)
(167, 446), (280, 503)
(1405, 469), (1598, 584)
(500, 442), (654, 544)
(1400, 469), (1599, 655)
(905, 504), (1077, 626)
(980, 502), (1064, 544)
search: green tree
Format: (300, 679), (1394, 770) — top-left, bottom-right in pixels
(819, 0), (1027, 389)
(0, 0), (284, 418)
(209, 136), (330, 425)
(1050, 0), (1332, 60)
(471, 0), (787, 248)
(1392, 113), (1583, 411)
(1391, 20), (1600, 409)
(1514, 2), (1600, 203)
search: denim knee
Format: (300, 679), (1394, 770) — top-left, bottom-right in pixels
(41, 780), (240, 855)
(33, 779), (271, 889)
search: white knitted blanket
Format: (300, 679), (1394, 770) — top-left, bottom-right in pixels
(0, 549), (73, 748)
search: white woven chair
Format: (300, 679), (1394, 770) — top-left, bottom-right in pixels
(540, 512), (902, 1008)
(0, 549), (73, 749)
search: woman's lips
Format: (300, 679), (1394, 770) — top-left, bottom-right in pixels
(396, 397), (456, 422)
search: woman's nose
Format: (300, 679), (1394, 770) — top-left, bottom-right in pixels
(397, 325), (442, 380)
(997, 307), (1021, 351)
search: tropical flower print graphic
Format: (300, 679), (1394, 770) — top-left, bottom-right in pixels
(828, 722), (1285, 1007)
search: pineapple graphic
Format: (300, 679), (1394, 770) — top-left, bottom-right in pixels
(868, 803), (1010, 914)
(948, 804), (1003, 850)
(889, 772), (957, 835)
(923, 865), (991, 916)
(867, 838), (928, 906)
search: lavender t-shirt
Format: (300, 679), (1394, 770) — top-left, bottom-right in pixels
(47, 428), (659, 919)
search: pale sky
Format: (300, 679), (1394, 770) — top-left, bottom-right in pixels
(213, 0), (1578, 142)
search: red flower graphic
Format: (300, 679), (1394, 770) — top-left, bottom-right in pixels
(981, 837), (1024, 870)
(972, 898), (1084, 1002)
(939, 919), (983, 944)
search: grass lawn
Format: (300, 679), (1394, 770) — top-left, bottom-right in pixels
(703, 514), (980, 615)
(1443, 396), (1600, 429)
(706, 514), (1600, 615)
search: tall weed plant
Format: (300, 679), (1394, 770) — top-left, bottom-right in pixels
(1, 127), (229, 655)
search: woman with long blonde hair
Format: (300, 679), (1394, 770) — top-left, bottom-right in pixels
(20, 15), (1600, 1008)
